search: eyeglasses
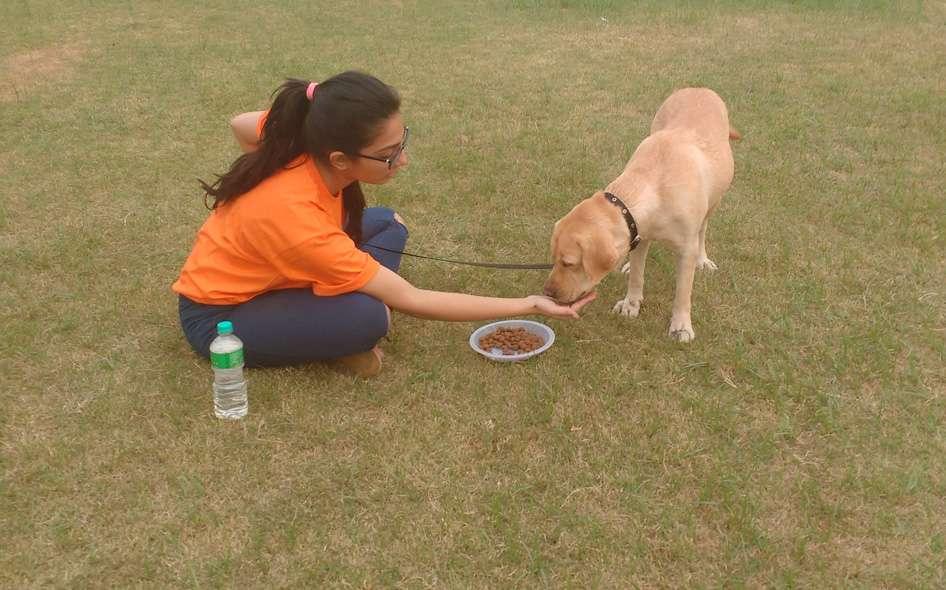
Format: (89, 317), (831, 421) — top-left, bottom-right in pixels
(357, 127), (409, 169)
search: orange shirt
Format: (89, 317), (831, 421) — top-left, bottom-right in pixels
(172, 147), (379, 304)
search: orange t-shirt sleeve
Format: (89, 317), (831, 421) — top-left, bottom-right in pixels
(249, 199), (380, 296)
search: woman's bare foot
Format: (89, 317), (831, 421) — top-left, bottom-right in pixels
(334, 347), (383, 377)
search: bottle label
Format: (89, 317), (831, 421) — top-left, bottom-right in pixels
(211, 348), (244, 369)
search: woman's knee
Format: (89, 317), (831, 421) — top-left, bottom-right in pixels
(366, 207), (409, 236)
(393, 211), (406, 230)
(349, 294), (390, 349)
(386, 211), (409, 248)
(391, 221), (408, 251)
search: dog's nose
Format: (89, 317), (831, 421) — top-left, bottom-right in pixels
(543, 283), (556, 299)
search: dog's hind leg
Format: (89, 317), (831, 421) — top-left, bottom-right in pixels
(613, 240), (651, 318)
(696, 216), (717, 271)
(669, 239), (699, 342)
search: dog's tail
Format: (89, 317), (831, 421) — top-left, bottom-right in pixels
(729, 127), (742, 141)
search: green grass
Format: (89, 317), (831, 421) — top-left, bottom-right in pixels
(2, 0), (945, 587)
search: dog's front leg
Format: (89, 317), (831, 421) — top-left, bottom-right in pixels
(696, 217), (717, 271)
(669, 240), (699, 342)
(613, 240), (651, 317)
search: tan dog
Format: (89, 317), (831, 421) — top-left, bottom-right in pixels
(543, 87), (739, 342)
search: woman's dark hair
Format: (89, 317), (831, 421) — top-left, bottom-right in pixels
(199, 71), (401, 244)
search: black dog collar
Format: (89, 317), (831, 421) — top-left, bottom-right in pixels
(603, 191), (642, 251)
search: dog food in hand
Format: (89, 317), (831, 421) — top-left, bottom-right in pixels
(478, 327), (544, 355)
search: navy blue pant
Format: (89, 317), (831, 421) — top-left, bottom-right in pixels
(178, 207), (407, 367)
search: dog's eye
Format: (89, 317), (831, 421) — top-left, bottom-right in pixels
(561, 260), (574, 268)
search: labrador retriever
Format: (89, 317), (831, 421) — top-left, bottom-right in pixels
(543, 87), (739, 342)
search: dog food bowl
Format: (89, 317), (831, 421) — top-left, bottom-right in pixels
(469, 320), (555, 362)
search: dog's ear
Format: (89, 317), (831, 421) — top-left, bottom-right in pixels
(582, 232), (621, 279)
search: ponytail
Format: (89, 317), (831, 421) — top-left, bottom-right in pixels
(200, 79), (310, 210)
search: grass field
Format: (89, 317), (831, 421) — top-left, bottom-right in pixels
(2, 0), (945, 587)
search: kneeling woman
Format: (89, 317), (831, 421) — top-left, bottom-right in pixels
(173, 71), (593, 376)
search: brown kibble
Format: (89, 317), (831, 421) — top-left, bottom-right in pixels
(478, 327), (545, 355)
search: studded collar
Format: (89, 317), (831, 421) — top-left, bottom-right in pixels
(603, 191), (641, 251)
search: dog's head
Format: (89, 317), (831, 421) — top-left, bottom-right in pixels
(543, 192), (623, 304)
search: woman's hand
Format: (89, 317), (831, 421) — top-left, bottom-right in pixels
(529, 291), (597, 319)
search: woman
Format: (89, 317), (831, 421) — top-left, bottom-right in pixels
(173, 71), (594, 376)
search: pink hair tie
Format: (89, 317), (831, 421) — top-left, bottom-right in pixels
(305, 82), (318, 101)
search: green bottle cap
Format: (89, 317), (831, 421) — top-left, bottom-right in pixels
(217, 321), (234, 335)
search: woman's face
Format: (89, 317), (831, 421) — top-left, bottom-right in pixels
(350, 112), (409, 184)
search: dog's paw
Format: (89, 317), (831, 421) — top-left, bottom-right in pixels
(697, 257), (718, 271)
(621, 261), (631, 274)
(612, 297), (642, 318)
(668, 319), (695, 342)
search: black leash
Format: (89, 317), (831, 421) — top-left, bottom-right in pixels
(365, 191), (640, 270)
(363, 242), (553, 270)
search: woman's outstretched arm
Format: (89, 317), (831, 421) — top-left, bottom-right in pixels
(359, 266), (595, 322)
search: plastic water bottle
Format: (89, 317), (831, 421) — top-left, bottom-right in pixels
(210, 320), (248, 419)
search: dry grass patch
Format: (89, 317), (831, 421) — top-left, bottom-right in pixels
(1, 44), (85, 102)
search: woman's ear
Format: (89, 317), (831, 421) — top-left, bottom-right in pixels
(328, 151), (353, 171)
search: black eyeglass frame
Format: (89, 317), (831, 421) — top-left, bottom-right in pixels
(356, 127), (409, 169)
